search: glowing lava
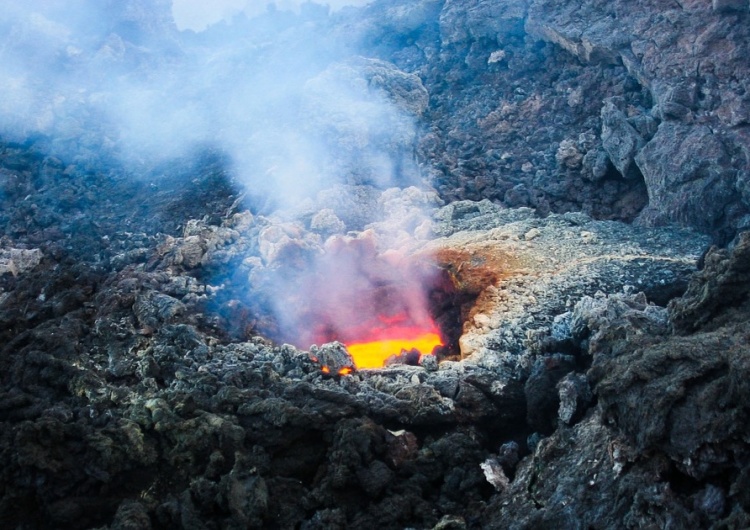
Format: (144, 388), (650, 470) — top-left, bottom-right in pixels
(346, 327), (443, 369)
(268, 233), (449, 371)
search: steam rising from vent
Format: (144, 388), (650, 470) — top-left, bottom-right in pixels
(0, 1), (427, 208)
(0, 1), (440, 364)
(172, 1), (372, 32)
(255, 231), (445, 368)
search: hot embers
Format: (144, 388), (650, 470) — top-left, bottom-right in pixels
(256, 232), (468, 369)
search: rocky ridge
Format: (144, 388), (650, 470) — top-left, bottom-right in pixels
(353, 0), (750, 242)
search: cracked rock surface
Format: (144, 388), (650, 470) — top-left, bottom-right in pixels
(0, 1), (749, 529)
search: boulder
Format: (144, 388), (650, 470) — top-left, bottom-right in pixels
(635, 122), (737, 233)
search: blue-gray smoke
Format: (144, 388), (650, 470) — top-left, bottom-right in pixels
(0, 0), (423, 210)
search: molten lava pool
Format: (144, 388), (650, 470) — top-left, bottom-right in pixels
(346, 327), (443, 369)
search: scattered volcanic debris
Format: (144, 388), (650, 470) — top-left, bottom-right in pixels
(1, 1), (750, 529)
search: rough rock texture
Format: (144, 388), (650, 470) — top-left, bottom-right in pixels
(420, 201), (707, 362)
(669, 231), (750, 334)
(482, 237), (750, 528)
(0, 151), (717, 529)
(522, 0), (750, 241)
(0, 1), (749, 529)
(348, 0), (750, 242)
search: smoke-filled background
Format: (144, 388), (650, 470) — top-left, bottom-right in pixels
(0, 0), (424, 202)
(172, 0), (372, 31)
(0, 0), (439, 350)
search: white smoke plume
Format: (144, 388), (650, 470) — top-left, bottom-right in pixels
(0, 0), (424, 210)
(0, 0), (442, 355)
(172, 0), (372, 32)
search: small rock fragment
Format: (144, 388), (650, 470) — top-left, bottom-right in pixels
(432, 515), (467, 530)
(312, 342), (356, 374)
(557, 373), (593, 425)
(480, 458), (510, 491)
(524, 228), (541, 241)
(420, 354), (439, 371)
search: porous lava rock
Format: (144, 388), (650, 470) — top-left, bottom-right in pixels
(0, 0), (749, 528)
(352, 0), (750, 241)
(482, 231), (750, 529)
(0, 170), (714, 528)
(522, 0), (750, 241)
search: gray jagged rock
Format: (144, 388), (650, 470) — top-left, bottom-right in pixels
(635, 121), (738, 234)
(525, 0), (750, 239)
(601, 98), (645, 180)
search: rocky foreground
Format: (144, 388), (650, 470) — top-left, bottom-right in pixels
(1, 0), (750, 529)
(1, 158), (745, 528)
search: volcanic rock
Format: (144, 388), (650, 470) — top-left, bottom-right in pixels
(419, 201), (708, 362)
(478, 235), (750, 527)
(23, 179), (698, 529)
(523, 0), (750, 241)
(600, 98), (645, 180)
(311, 341), (356, 374)
(0, 247), (43, 277)
(669, 231), (750, 334)
(0, 1), (749, 529)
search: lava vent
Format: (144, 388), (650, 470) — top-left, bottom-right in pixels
(253, 231), (481, 369)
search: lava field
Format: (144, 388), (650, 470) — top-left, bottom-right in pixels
(1, 1), (750, 529)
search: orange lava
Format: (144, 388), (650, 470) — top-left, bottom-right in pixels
(346, 330), (443, 369)
(319, 365), (353, 376)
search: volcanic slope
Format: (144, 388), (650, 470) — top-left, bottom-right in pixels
(1, 0), (750, 529)
(0, 170), (721, 528)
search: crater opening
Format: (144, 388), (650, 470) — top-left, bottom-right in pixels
(248, 234), (488, 370)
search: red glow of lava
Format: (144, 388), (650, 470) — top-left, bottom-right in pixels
(345, 320), (443, 369)
(271, 233), (446, 370)
(318, 365), (354, 376)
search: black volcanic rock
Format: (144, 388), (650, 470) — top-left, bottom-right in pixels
(482, 246), (750, 527)
(669, 231), (750, 334)
(524, 0), (750, 241)
(343, 0), (750, 240)
(0, 1), (749, 529)
(0, 163), (713, 528)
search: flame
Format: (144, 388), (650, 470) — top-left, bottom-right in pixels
(346, 328), (443, 369)
(317, 365), (354, 377)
